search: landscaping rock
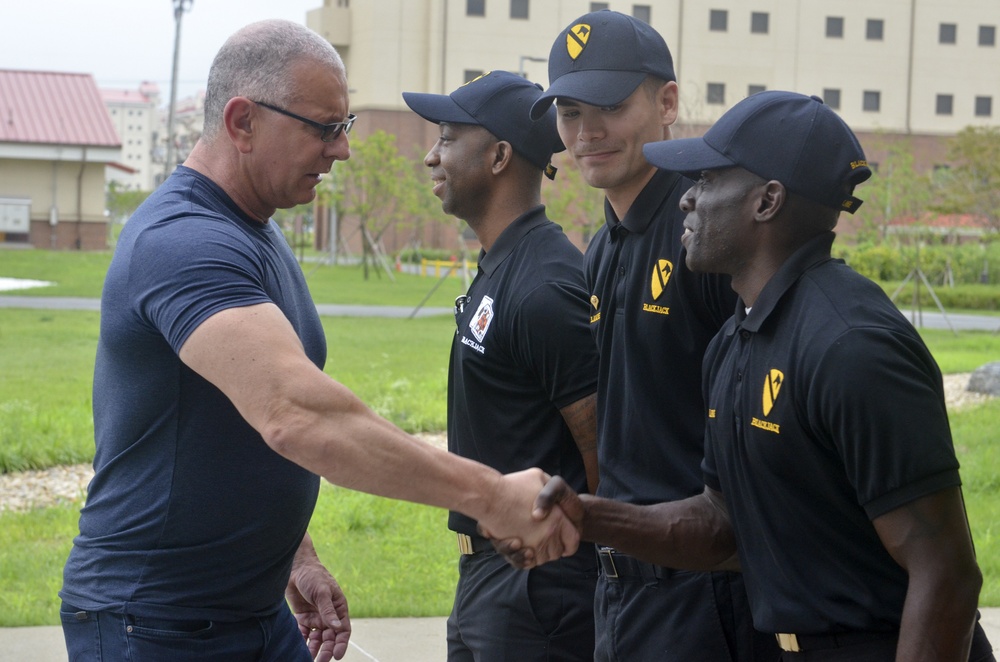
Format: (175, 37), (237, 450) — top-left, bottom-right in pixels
(968, 362), (1000, 396)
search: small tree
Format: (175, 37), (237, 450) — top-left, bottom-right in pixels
(853, 138), (931, 243)
(106, 182), (152, 224)
(320, 131), (438, 279)
(932, 125), (1000, 234)
(542, 159), (605, 247)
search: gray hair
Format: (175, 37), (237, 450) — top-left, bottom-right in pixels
(202, 19), (345, 141)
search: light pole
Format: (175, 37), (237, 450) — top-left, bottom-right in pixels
(165, 0), (194, 182)
(518, 55), (547, 79)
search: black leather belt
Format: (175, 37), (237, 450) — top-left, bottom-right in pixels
(457, 532), (493, 555)
(597, 547), (667, 581)
(775, 630), (897, 652)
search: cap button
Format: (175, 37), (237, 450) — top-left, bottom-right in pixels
(809, 95), (824, 104)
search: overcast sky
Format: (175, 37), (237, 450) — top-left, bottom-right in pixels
(2, 0), (321, 102)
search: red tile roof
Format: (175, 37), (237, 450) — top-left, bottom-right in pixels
(0, 69), (120, 147)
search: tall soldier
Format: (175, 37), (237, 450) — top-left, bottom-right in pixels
(529, 9), (778, 661)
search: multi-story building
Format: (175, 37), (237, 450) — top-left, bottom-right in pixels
(308, 0), (999, 171)
(102, 82), (160, 191)
(154, 90), (205, 188)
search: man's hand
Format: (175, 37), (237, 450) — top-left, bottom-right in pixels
(286, 534), (351, 661)
(481, 474), (586, 568)
(475, 469), (580, 567)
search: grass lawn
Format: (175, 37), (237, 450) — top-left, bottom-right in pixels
(1, 249), (999, 625)
(0, 487), (457, 626)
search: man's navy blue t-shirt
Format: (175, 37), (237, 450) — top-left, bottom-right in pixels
(60, 166), (325, 621)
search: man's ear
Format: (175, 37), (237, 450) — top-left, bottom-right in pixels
(658, 80), (680, 128)
(224, 97), (256, 154)
(491, 140), (514, 175)
(755, 180), (786, 222)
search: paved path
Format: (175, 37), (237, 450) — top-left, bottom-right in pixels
(3, 611), (998, 661)
(2, 296), (998, 330)
(0, 617), (448, 662)
(0, 296), (452, 318)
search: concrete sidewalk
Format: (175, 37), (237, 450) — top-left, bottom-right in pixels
(0, 617), (448, 662)
(4, 611), (998, 661)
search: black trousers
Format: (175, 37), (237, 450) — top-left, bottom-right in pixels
(594, 556), (779, 661)
(447, 543), (598, 662)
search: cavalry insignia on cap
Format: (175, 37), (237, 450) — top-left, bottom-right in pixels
(762, 368), (784, 416)
(566, 23), (591, 59)
(650, 259), (673, 300)
(460, 71), (491, 88)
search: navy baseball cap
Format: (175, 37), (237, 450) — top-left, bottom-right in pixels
(643, 91), (873, 214)
(403, 70), (564, 178)
(530, 10), (676, 120)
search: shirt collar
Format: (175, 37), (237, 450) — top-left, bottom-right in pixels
(734, 232), (838, 334)
(479, 205), (549, 277)
(604, 169), (685, 236)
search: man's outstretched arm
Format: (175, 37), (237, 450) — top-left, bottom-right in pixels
(486, 476), (739, 571)
(179, 302), (579, 562)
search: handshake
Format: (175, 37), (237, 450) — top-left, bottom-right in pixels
(480, 471), (587, 569)
(482, 471), (738, 573)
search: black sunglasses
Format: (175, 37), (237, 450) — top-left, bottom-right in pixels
(252, 100), (357, 142)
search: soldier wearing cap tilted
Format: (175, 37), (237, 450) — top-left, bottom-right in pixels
(509, 91), (996, 662)
(528, 10), (776, 661)
(404, 71), (600, 661)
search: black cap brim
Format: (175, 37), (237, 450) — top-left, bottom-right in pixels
(402, 91), (477, 125)
(529, 70), (646, 120)
(642, 138), (738, 180)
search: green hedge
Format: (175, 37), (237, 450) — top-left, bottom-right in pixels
(835, 240), (1000, 288)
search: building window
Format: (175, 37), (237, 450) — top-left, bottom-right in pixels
(464, 69), (484, 83)
(707, 83), (726, 105)
(939, 23), (957, 44)
(748, 85), (766, 96)
(751, 12), (769, 34)
(510, 0), (528, 19)
(632, 5), (651, 23)
(980, 25), (996, 46)
(936, 94), (953, 115)
(710, 9), (728, 32)
(826, 16), (844, 38)
(863, 90), (881, 112)
(590, 2), (609, 10)
(823, 88), (841, 110)
(866, 19), (884, 40)
(975, 96), (992, 117)
(466, 0), (485, 17)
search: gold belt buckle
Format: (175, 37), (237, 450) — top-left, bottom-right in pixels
(457, 533), (475, 555)
(776, 633), (801, 652)
(598, 548), (619, 579)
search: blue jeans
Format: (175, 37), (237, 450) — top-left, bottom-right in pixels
(60, 601), (313, 662)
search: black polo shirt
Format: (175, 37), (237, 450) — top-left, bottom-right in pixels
(702, 232), (962, 635)
(448, 206), (599, 536)
(587, 169), (736, 505)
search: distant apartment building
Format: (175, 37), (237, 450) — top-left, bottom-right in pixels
(102, 82), (160, 191)
(308, 0), (999, 166)
(155, 90), (205, 188)
(304, 0), (998, 252)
